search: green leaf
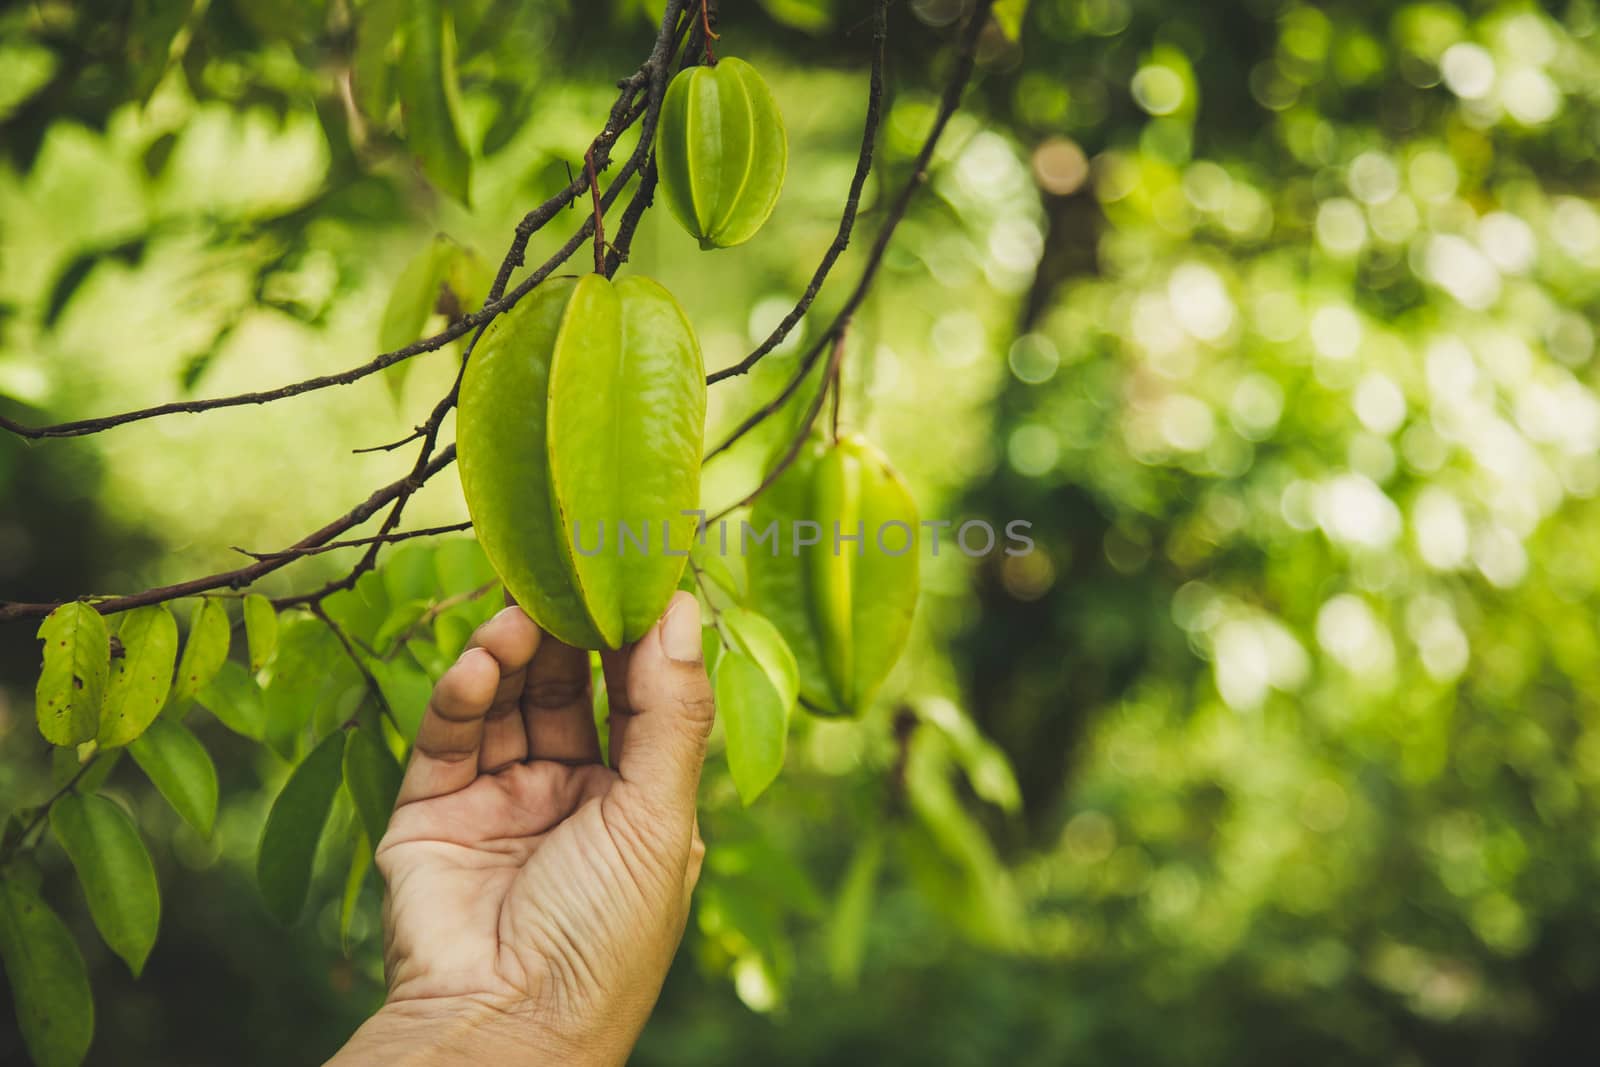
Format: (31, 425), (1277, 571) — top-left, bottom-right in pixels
(377, 235), (454, 401)
(257, 730), (347, 924)
(364, 656), (433, 741)
(702, 624), (723, 675)
(715, 608), (798, 805)
(168, 599), (230, 713)
(757, 0), (836, 33)
(49, 794), (161, 976)
(379, 236), (450, 351)
(35, 603), (111, 747)
(993, 0), (1029, 41)
(243, 594), (278, 673)
(343, 727), (402, 847)
(382, 543), (440, 604)
(399, 0), (472, 204)
(826, 833), (883, 988)
(0, 869), (94, 1067)
(128, 719), (218, 838)
(96, 605), (179, 748)
(196, 660), (266, 741)
(690, 539), (744, 600)
(323, 572), (391, 649)
(50, 749), (120, 795)
(353, 0), (405, 123)
(918, 698), (1022, 815)
(263, 616), (362, 759)
(434, 536), (496, 595)
(340, 828), (373, 954)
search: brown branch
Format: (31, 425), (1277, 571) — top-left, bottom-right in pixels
(584, 143), (607, 274)
(706, 0), (888, 385)
(708, 325), (848, 522)
(310, 602), (399, 732)
(0, 447), (457, 622)
(234, 521), (473, 561)
(1, 1), (691, 445)
(705, 0), (993, 465)
(381, 579), (498, 660)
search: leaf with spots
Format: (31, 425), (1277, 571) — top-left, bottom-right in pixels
(95, 605), (179, 749)
(34, 602), (110, 747)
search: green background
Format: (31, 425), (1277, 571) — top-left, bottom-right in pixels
(6, 0), (1600, 1062)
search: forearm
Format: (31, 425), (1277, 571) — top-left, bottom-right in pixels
(326, 998), (596, 1067)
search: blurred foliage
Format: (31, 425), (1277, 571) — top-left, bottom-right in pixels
(6, 0), (1600, 1063)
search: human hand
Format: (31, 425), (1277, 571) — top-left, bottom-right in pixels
(328, 591), (713, 1067)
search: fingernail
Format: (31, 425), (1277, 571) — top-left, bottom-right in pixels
(661, 595), (702, 663)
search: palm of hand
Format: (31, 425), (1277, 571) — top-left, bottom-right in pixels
(368, 597), (710, 1045)
(379, 760), (621, 1005)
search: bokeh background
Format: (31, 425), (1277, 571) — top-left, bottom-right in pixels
(7, 0), (1600, 1063)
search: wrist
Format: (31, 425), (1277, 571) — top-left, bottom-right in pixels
(328, 995), (584, 1067)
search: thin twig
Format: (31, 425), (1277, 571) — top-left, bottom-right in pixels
(0, 757), (97, 865)
(234, 521), (473, 561)
(0, 2), (691, 445)
(706, 0), (888, 385)
(708, 325), (848, 522)
(311, 602), (400, 732)
(0, 447), (457, 622)
(706, 0), (993, 461)
(585, 143), (606, 274)
(382, 579), (498, 661)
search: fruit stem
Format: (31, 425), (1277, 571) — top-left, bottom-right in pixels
(700, 0), (719, 64)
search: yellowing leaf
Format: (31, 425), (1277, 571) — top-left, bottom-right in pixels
(35, 603), (110, 747)
(96, 605), (178, 749)
(168, 598), (230, 713)
(243, 593), (278, 673)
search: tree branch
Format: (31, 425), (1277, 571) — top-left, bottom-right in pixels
(708, 325), (848, 522)
(0, 447), (457, 622)
(233, 521), (473, 561)
(0, 1), (690, 444)
(705, 0), (889, 385)
(0, 4), (693, 620)
(706, 0), (993, 465)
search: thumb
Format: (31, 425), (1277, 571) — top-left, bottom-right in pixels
(612, 591), (715, 848)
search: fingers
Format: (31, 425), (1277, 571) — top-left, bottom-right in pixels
(395, 647), (500, 807)
(612, 592), (715, 843)
(523, 636), (603, 763)
(464, 606), (542, 772)
(600, 643), (633, 768)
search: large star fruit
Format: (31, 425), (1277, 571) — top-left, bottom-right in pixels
(747, 435), (920, 716)
(457, 274), (706, 650)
